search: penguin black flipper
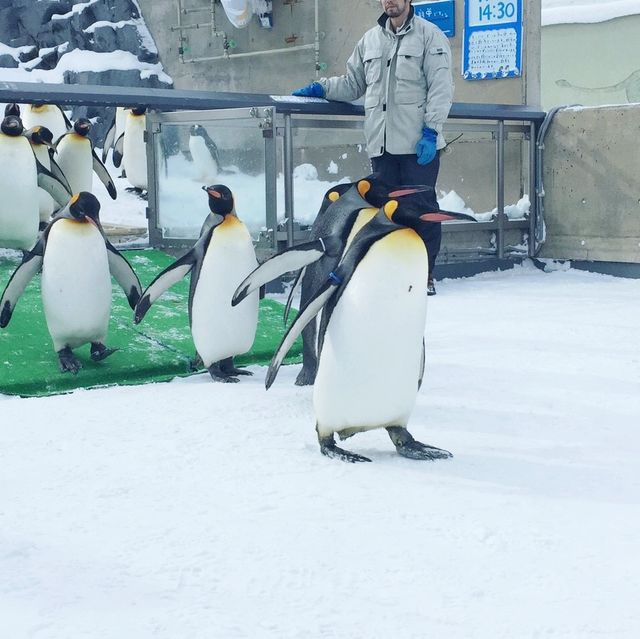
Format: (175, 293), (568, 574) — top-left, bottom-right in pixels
(112, 132), (125, 168)
(48, 153), (71, 193)
(0, 239), (45, 328)
(104, 239), (142, 309)
(91, 147), (117, 200)
(134, 249), (201, 324)
(265, 282), (338, 390)
(232, 235), (342, 306)
(283, 266), (305, 325)
(35, 157), (72, 208)
(59, 106), (73, 131)
(418, 338), (426, 390)
(101, 116), (117, 163)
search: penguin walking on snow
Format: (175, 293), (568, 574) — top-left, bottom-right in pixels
(0, 116), (71, 251)
(135, 184), (259, 382)
(189, 124), (221, 183)
(56, 118), (117, 200)
(0, 192), (142, 373)
(234, 193), (475, 462)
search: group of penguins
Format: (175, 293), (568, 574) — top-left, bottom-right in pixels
(0, 101), (149, 251)
(0, 100), (476, 462)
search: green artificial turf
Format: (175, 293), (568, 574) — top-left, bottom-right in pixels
(0, 249), (300, 397)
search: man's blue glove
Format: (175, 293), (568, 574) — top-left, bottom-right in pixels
(415, 127), (438, 165)
(292, 82), (325, 98)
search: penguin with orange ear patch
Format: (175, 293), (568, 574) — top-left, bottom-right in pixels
(134, 184), (259, 383)
(0, 192), (141, 373)
(237, 196), (475, 462)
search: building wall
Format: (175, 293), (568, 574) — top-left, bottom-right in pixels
(541, 15), (640, 110)
(137, 0), (540, 105)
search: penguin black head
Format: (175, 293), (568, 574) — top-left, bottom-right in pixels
(190, 124), (206, 137)
(73, 118), (91, 136)
(1, 115), (24, 136)
(25, 125), (54, 147)
(203, 184), (234, 216)
(131, 106), (146, 116)
(4, 103), (20, 117)
(67, 192), (101, 222)
(32, 101), (46, 109)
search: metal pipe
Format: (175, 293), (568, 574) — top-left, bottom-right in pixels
(528, 121), (536, 258)
(314, 0), (320, 77)
(496, 120), (505, 260)
(283, 114), (295, 248)
(186, 43), (316, 63)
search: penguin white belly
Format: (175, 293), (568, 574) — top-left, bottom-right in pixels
(23, 109), (67, 144)
(0, 136), (39, 250)
(56, 136), (93, 194)
(314, 229), (428, 437)
(33, 144), (55, 222)
(123, 117), (147, 190)
(42, 220), (112, 351)
(191, 218), (258, 366)
(189, 136), (218, 182)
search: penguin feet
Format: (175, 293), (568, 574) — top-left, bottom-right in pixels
(317, 431), (372, 463)
(294, 366), (316, 386)
(57, 347), (82, 374)
(207, 362), (239, 383)
(90, 342), (118, 362)
(189, 353), (204, 372)
(219, 357), (253, 377)
(386, 426), (453, 461)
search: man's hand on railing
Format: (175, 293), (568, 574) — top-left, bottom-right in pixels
(292, 82), (325, 98)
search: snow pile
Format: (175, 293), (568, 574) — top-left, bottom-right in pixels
(542, 0), (640, 25)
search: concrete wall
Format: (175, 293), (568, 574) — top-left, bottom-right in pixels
(540, 104), (640, 263)
(137, 0), (540, 105)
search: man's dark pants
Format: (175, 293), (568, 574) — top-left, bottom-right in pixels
(371, 151), (441, 279)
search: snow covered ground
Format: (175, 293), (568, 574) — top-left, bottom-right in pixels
(1, 262), (639, 639)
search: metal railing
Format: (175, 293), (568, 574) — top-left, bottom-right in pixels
(0, 81), (546, 260)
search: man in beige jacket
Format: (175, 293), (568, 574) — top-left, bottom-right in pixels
(293, 0), (453, 295)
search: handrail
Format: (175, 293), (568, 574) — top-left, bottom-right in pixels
(0, 81), (546, 123)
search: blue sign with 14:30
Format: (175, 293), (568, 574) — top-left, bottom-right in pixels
(413, 0), (455, 38)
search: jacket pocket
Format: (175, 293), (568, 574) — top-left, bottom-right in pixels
(396, 43), (424, 81)
(364, 51), (383, 84)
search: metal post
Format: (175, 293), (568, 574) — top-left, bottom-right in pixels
(264, 114), (278, 253)
(528, 121), (537, 257)
(496, 120), (505, 260)
(283, 113), (295, 248)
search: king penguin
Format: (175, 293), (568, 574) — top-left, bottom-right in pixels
(233, 176), (438, 385)
(113, 106), (147, 192)
(0, 192), (142, 373)
(22, 102), (72, 144)
(234, 194), (476, 462)
(189, 124), (221, 183)
(56, 118), (117, 200)
(0, 115), (71, 250)
(135, 184), (259, 382)
(24, 126), (70, 226)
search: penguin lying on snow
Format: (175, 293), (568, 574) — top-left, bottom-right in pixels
(0, 192), (142, 374)
(233, 193), (475, 462)
(134, 184), (259, 383)
(0, 115), (72, 251)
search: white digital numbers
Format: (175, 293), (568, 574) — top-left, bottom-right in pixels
(468, 0), (519, 27)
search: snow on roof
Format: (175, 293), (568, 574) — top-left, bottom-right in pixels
(542, 0), (640, 26)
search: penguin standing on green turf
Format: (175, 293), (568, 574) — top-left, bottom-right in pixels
(56, 118), (117, 199)
(234, 196), (475, 462)
(134, 184), (259, 383)
(0, 192), (141, 373)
